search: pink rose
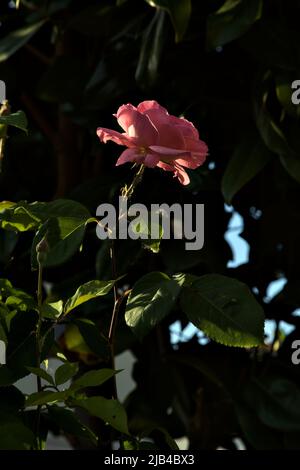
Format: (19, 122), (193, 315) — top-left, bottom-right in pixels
(97, 100), (208, 185)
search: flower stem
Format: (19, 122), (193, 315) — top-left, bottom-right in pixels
(108, 239), (119, 400)
(107, 164), (145, 398)
(121, 164), (145, 199)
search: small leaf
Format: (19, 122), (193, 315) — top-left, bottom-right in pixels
(64, 280), (115, 316)
(75, 318), (110, 358)
(47, 405), (97, 444)
(125, 272), (181, 338)
(221, 131), (273, 204)
(75, 396), (129, 435)
(27, 367), (54, 386)
(71, 368), (118, 391)
(0, 20), (46, 63)
(31, 217), (87, 269)
(41, 300), (63, 319)
(0, 204), (40, 232)
(180, 274), (265, 347)
(145, 0), (191, 42)
(276, 72), (300, 118)
(131, 217), (164, 253)
(0, 111), (28, 133)
(207, 0), (262, 49)
(0, 201), (16, 213)
(64, 324), (92, 355)
(135, 10), (166, 89)
(55, 362), (79, 386)
(26, 391), (67, 407)
(255, 72), (300, 184)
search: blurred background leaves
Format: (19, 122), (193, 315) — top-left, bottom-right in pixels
(0, 0), (300, 449)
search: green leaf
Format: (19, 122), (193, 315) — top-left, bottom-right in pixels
(276, 72), (300, 118)
(0, 201), (16, 212)
(244, 377), (300, 432)
(64, 280), (115, 316)
(41, 300), (63, 319)
(0, 199), (90, 235)
(64, 324), (92, 355)
(26, 390), (68, 407)
(0, 20), (46, 62)
(125, 272), (181, 338)
(123, 440), (137, 450)
(235, 401), (283, 450)
(255, 72), (300, 184)
(135, 10), (166, 89)
(207, 0), (262, 49)
(0, 204), (41, 232)
(6, 294), (36, 312)
(47, 405), (97, 445)
(55, 362), (79, 386)
(145, 0), (191, 42)
(74, 318), (110, 358)
(31, 217), (87, 269)
(75, 396), (129, 435)
(255, 73), (293, 157)
(27, 367), (54, 386)
(221, 131), (273, 204)
(0, 111), (28, 133)
(5, 311), (38, 380)
(131, 217), (164, 253)
(180, 274), (265, 347)
(172, 272), (199, 287)
(71, 368), (118, 391)
(0, 417), (35, 450)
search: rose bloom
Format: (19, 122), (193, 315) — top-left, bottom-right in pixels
(97, 100), (208, 185)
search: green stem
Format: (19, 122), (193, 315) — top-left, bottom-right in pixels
(35, 263), (43, 450)
(121, 164), (145, 199)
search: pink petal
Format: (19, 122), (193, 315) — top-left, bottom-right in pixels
(156, 123), (186, 149)
(183, 137), (208, 155)
(116, 148), (144, 166)
(97, 127), (135, 148)
(156, 161), (190, 185)
(144, 154), (160, 168)
(171, 116), (199, 140)
(142, 108), (169, 130)
(116, 105), (158, 146)
(149, 145), (190, 158)
(157, 161), (176, 172)
(173, 164), (190, 185)
(175, 154), (206, 169)
(114, 104), (137, 132)
(137, 100), (167, 114)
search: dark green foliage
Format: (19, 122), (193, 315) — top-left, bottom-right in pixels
(0, 0), (299, 450)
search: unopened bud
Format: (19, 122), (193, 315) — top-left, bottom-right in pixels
(36, 235), (49, 265)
